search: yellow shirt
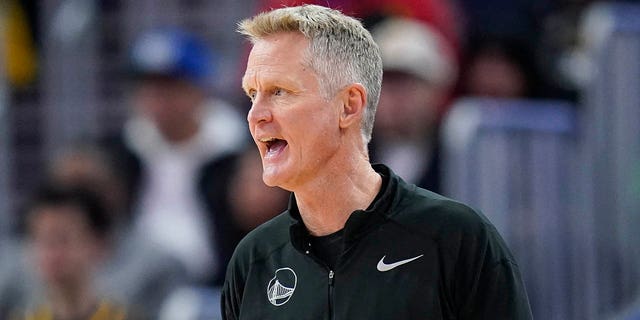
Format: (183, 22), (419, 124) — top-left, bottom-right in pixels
(17, 301), (126, 320)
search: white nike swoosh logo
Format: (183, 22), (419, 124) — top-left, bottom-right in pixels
(377, 254), (424, 272)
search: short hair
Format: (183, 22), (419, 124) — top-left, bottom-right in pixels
(238, 5), (383, 144)
(24, 184), (112, 239)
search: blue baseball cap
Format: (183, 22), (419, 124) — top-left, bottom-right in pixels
(129, 28), (214, 88)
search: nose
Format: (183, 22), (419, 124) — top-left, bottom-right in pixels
(247, 96), (272, 125)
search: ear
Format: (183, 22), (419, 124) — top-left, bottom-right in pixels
(339, 83), (367, 130)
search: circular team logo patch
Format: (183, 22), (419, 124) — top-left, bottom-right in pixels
(266, 267), (297, 306)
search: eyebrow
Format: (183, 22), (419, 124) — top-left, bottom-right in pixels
(241, 73), (254, 94)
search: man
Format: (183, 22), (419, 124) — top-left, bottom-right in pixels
(47, 144), (187, 318)
(13, 186), (127, 319)
(106, 27), (247, 285)
(370, 16), (457, 193)
(222, 5), (532, 319)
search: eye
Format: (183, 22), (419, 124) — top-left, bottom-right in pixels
(246, 90), (257, 101)
(273, 88), (284, 96)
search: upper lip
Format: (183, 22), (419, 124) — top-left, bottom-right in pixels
(257, 136), (286, 151)
(258, 137), (280, 143)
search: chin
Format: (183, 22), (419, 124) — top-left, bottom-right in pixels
(261, 166), (295, 191)
(261, 175), (279, 187)
(261, 166), (284, 188)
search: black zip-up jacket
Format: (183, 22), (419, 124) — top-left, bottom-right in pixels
(221, 165), (532, 319)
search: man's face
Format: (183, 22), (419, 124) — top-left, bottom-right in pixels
(29, 205), (101, 288)
(243, 32), (343, 190)
(133, 77), (203, 131)
(376, 71), (438, 139)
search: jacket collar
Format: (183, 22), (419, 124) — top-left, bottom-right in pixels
(288, 164), (400, 252)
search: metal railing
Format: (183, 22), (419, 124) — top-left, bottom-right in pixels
(580, 2), (640, 318)
(442, 98), (582, 320)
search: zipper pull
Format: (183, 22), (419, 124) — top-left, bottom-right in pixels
(328, 270), (335, 286)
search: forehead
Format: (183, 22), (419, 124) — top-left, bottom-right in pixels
(250, 31), (309, 58)
(242, 32), (312, 82)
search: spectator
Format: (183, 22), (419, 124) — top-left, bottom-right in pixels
(226, 148), (290, 232)
(105, 27), (247, 285)
(458, 37), (540, 99)
(202, 147), (290, 235)
(49, 144), (186, 319)
(369, 17), (457, 192)
(456, 0), (553, 43)
(48, 144), (127, 219)
(11, 185), (127, 319)
(190, 146), (290, 282)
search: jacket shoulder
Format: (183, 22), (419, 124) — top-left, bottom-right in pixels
(391, 183), (488, 232)
(390, 182), (516, 262)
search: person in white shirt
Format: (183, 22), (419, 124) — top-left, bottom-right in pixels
(109, 27), (247, 285)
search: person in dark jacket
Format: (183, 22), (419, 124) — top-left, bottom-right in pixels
(222, 4), (532, 319)
(105, 27), (247, 285)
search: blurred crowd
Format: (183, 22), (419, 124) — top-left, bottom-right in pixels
(0, 0), (630, 318)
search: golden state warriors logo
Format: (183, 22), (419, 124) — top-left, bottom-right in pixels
(266, 267), (297, 306)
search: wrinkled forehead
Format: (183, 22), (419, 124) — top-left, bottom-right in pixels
(242, 33), (316, 84)
(246, 32), (312, 66)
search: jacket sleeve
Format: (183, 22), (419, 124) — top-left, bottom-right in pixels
(459, 259), (532, 319)
(453, 213), (533, 319)
(221, 260), (243, 320)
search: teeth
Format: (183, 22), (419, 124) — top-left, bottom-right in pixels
(259, 137), (278, 143)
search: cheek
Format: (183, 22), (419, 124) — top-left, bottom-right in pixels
(298, 115), (341, 157)
(33, 244), (56, 268)
(77, 243), (101, 268)
(33, 243), (70, 280)
(278, 98), (342, 156)
(58, 242), (99, 275)
(296, 110), (329, 134)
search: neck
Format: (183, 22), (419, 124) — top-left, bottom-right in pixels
(294, 152), (382, 236)
(48, 278), (97, 319)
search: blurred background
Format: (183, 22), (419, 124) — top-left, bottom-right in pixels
(0, 0), (639, 319)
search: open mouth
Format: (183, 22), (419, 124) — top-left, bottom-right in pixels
(263, 138), (288, 158)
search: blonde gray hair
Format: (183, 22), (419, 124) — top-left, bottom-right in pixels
(238, 4), (383, 144)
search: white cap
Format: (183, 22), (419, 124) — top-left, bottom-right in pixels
(372, 17), (457, 86)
